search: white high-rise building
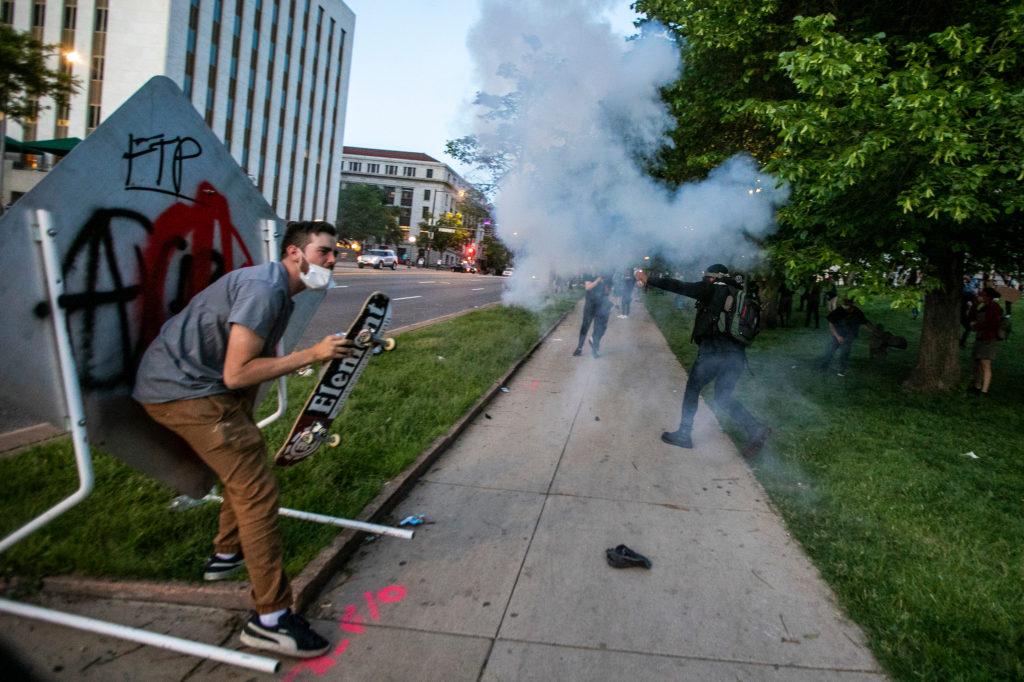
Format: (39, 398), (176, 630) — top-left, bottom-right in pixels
(1, 0), (354, 222)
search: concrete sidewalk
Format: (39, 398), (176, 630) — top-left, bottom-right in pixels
(0, 300), (886, 680)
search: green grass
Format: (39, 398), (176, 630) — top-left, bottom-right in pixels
(645, 291), (1024, 681)
(0, 298), (575, 583)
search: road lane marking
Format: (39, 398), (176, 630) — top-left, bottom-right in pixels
(471, 287), (485, 291)
(417, 281), (436, 284)
(393, 296), (423, 301)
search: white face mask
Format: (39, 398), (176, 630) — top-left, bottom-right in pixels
(298, 254), (333, 290)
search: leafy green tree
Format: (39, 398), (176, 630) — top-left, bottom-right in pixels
(336, 183), (400, 246)
(636, 0), (1024, 391)
(479, 234), (511, 274)
(0, 25), (78, 211)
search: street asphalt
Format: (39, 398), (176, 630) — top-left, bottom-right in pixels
(0, 298), (886, 680)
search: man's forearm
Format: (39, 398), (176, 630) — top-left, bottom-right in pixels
(647, 277), (702, 299)
(224, 346), (319, 390)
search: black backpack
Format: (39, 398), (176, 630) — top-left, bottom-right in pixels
(697, 280), (762, 346)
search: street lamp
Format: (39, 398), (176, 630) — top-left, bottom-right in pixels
(64, 50), (83, 65)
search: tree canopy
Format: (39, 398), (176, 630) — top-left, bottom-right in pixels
(336, 183), (401, 245)
(0, 25), (77, 120)
(636, 0), (1024, 390)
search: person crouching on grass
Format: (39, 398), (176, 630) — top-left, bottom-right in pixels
(969, 287), (1002, 395)
(133, 221), (352, 658)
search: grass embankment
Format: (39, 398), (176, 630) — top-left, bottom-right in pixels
(645, 290), (1024, 681)
(0, 299), (574, 582)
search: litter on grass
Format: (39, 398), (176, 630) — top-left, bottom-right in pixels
(962, 451), (980, 459)
(437, 356), (446, 361)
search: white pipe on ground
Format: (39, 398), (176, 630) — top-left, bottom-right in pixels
(0, 599), (280, 673)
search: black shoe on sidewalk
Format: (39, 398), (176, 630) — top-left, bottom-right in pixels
(203, 552), (245, 581)
(240, 610), (330, 658)
(660, 430), (693, 448)
(572, 347), (582, 357)
(742, 427), (772, 458)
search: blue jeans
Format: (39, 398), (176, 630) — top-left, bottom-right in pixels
(820, 334), (855, 371)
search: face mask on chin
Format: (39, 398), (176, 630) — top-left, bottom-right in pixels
(298, 254), (333, 290)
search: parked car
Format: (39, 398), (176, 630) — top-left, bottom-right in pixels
(357, 249), (398, 270)
(452, 261), (477, 273)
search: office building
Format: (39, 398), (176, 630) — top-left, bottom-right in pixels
(1, 0), (354, 221)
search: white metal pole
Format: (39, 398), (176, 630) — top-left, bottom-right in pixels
(0, 210), (95, 553)
(0, 599), (280, 674)
(257, 219), (288, 429)
(204, 495), (414, 539)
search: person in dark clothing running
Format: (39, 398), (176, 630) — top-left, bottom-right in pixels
(818, 297), (875, 374)
(636, 264), (770, 457)
(573, 274), (614, 357)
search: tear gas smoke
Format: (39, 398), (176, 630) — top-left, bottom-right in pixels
(463, 0), (789, 306)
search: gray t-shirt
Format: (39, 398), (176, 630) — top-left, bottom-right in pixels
(133, 262), (294, 403)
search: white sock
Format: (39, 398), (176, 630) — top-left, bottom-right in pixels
(215, 552), (237, 561)
(259, 608), (288, 627)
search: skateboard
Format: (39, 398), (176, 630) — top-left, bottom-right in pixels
(274, 291), (395, 466)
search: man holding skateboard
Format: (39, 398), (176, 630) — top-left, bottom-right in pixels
(134, 220), (350, 658)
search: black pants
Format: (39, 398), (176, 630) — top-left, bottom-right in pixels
(577, 300), (610, 351)
(620, 291), (632, 316)
(678, 345), (761, 438)
(805, 303), (820, 328)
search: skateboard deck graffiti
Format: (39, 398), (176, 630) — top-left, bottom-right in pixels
(274, 291), (395, 466)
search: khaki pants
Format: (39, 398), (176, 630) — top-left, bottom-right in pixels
(142, 393), (291, 614)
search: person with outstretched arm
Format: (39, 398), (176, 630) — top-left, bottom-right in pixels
(818, 297), (875, 375)
(134, 221), (352, 659)
(636, 264), (771, 457)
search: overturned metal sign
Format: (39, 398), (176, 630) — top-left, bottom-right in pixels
(0, 77), (323, 496)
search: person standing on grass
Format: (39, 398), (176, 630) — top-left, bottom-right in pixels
(969, 287), (1002, 395)
(818, 297), (875, 375)
(824, 277), (839, 312)
(573, 273), (614, 357)
(805, 278), (822, 329)
(636, 264), (771, 457)
(133, 221), (351, 659)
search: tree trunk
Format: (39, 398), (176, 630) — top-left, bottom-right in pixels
(903, 252), (962, 392)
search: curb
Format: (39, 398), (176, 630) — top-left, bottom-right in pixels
(30, 303), (575, 614)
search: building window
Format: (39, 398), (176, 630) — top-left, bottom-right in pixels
(94, 4), (108, 31)
(1, 1), (15, 25)
(385, 164), (397, 175)
(400, 188), (413, 207)
(403, 166), (416, 177)
(423, 189), (430, 200)
(384, 186), (395, 204)
(87, 104), (101, 128)
(425, 168), (434, 178)
(367, 163), (379, 173)
(422, 207), (430, 219)
(348, 161), (361, 172)
(32, 1), (45, 27)
(63, 2), (77, 30)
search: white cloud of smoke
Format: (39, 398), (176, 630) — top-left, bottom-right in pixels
(464, 0), (789, 306)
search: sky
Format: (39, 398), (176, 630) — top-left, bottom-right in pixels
(341, 0), (640, 181)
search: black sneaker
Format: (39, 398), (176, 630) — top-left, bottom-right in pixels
(240, 610), (330, 658)
(742, 427), (772, 458)
(660, 430), (693, 448)
(572, 347), (582, 357)
(605, 544), (653, 569)
(203, 552), (245, 581)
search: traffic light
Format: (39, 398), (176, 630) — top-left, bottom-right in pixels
(464, 243), (476, 260)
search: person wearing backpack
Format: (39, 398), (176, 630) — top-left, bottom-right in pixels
(636, 264), (771, 458)
(969, 287), (1003, 395)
